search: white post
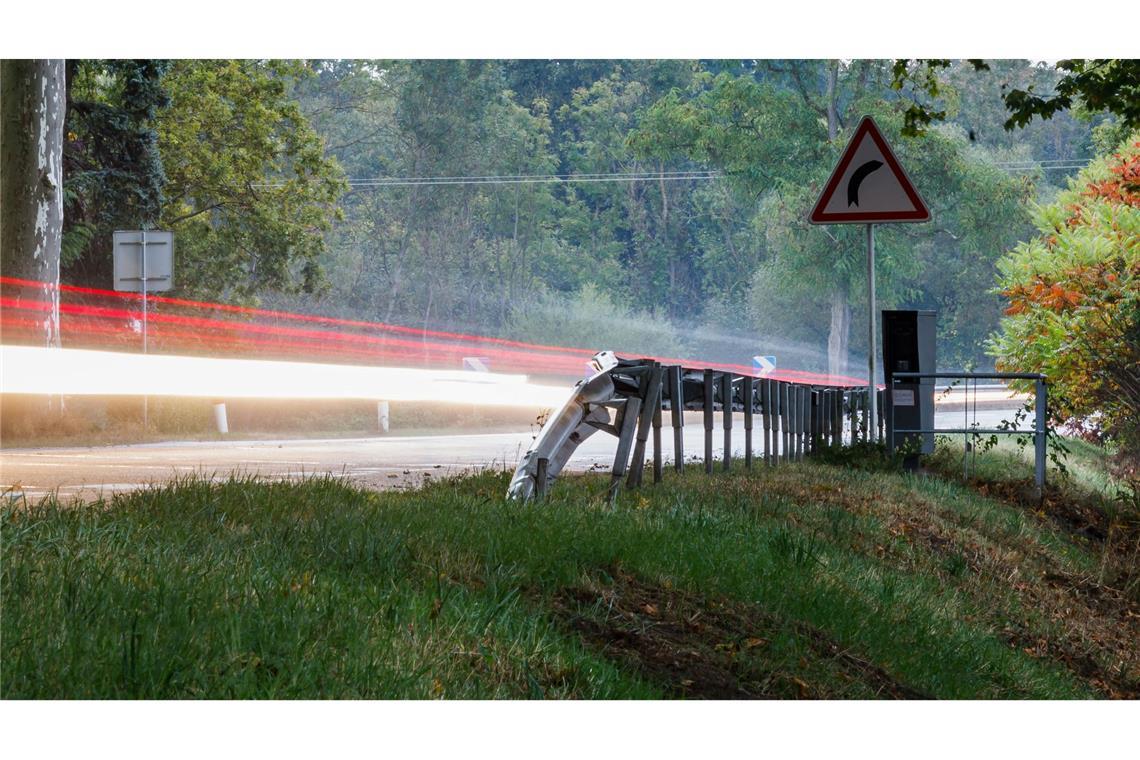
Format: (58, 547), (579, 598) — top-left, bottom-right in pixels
(866, 223), (877, 443)
(377, 400), (390, 434)
(213, 402), (229, 435)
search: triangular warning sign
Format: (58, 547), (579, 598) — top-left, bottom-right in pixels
(809, 116), (930, 224)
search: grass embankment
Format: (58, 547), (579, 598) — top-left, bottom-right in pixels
(3, 444), (1137, 699)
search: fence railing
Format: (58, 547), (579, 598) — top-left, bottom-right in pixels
(508, 354), (884, 501)
(889, 371), (1047, 493)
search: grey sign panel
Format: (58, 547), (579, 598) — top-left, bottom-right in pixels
(113, 230), (174, 292)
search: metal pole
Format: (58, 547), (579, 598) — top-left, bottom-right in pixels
(721, 372), (732, 472)
(703, 369), (714, 475)
(866, 223), (877, 443)
(669, 366), (684, 473)
(1035, 378), (1047, 498)
(141, 229), (148, 432)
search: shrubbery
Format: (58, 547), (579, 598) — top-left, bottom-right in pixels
(991, 132), (1140, 464)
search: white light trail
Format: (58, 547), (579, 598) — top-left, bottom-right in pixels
(0, 346), (572, 408)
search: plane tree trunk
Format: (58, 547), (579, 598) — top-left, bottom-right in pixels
(1, 59), (66, 348)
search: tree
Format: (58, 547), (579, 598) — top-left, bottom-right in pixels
(155, 60), (346, 301)
(991, 132), (1140, 457)
(891, 59), (1140, 136)
(1, 59), (66, 348)
(56, 59), (346, 303)
(62, 59), (169, 284)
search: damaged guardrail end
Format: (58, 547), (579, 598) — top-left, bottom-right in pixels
(507, 351), (619, 501)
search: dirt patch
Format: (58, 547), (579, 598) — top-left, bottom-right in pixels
(550, 568), (929, 699)
(972, 478), (1111, 542)
(885, 510), (1140, 698)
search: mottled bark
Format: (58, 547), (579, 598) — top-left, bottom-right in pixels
(1, 59), (65, 348)
(828, 286), (851, 379)
(824, 60), (850, 378)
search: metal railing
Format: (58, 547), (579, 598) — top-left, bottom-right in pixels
(508, 353), (883, 502)
(889, 371), (1048, 493)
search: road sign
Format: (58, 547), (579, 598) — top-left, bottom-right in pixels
(752, 355), (776, 377)
(808, 116), (929, 224)
(113, 230), (174, 293)
(462, 357), (491, 373)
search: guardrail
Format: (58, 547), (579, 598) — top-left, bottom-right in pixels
(890, 371), (1047, 493)
(508, 352), (884, 502)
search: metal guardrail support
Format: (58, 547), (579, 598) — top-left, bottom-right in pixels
(742, 375), (755, 469)
(890, 371), (1049, 497)
(508, 352), (887, 501)
(721, 371), (733, 472)
(703, 369), (715, 475)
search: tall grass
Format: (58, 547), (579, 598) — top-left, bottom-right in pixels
(4, 458), (1124, 699)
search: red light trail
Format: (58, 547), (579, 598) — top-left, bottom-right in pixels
(0, 276), (868, 386)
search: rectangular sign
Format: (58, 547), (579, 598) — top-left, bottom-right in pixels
(893, 388), (915, 407)
(113, 230), (174, 293)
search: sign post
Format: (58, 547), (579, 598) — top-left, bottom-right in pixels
(113, 230), (174, 431)
(808, 116), (930, 443)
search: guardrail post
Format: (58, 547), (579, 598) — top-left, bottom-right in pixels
(669, 365), (684, 473)
(742, 376), (755, 470)
(794, 386), (804, 461)
(832, 390), (842, 446)
(608, 396), (642, 503)
(376, 400), (390, 434)
(535, 457), (548, 500)
(703, 369), (715, 474)
(761, 379), (773, 465)
(847, 391), (856, 444)
(652, 384), (663, 484)
(811, 390), (821, 454)
(877, 388), (885, 442)
(1035, 377), (1047, 498)
(627, 364), (662, 489)
(213, 401), (229, 435)
(721, 372), (733, 471)
(781, 382), (791, 463)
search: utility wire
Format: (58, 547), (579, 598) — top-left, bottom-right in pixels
(256, 159), (1092, 188)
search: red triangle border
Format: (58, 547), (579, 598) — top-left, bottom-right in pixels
(809, 116), (931, 224)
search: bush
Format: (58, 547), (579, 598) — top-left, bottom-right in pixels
(990, 132), (1140, 463)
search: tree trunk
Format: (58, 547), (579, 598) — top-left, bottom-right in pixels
(1, 59), (66, 348)
(827, 286), (851, 378)
(826, 60), (839, 141)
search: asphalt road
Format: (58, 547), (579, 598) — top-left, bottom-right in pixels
(2, 402), (1030, 502)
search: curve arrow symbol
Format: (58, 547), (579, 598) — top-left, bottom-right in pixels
(846, 159), (883, 207)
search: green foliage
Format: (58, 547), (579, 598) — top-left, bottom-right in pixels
(156, 60), (346, 300)
(62, 60), (170, 283)
(892, 59), (1140, 135)
(990, 131), (1140, 456)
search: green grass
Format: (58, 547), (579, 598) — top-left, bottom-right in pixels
(3, 449), (1137, 699)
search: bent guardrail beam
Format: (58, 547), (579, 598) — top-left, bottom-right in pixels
(508, 351), (876, 502)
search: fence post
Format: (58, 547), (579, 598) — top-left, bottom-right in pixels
(627, 364), (662, 489)
(761, 379), (773, 465)
(703, 369), (715, 475)
(721, 372), (733, 471)
(1035, 377), (1047, 498)
(798, 389), (807, 460)
(652, 385), (663, 484)
(669, 365), (684, 473)
(781, 383), (791, 463)
(608, 396), (642, 503)
(743, 376), (755, 470)
(535, 457), (548, 500)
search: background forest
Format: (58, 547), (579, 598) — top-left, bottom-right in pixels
(56, 59), (1126, 377)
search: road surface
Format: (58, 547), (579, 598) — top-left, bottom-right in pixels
(2, 401), (1030, 502)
